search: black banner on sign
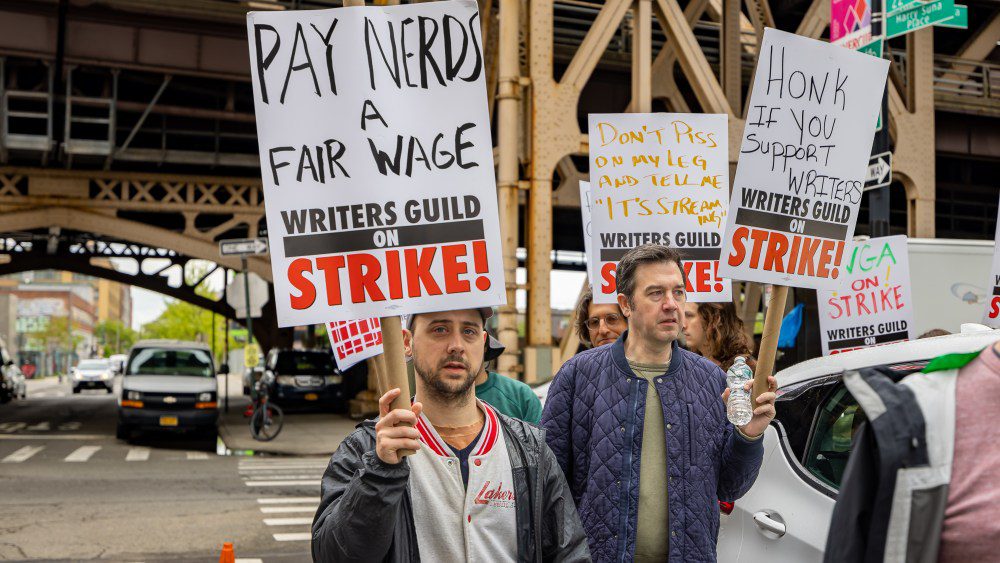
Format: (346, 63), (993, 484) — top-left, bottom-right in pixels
(283, 219), (485, 258)
(600, 247), (722, 262)
(734, 208), (849, 240)
(828, 329), (909, 350)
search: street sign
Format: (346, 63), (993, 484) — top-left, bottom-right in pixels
(937, 4), (968, 28)
(227, 273), (269, 318)
(244, 343), (261, 368)
(857, 38), (883, 58)
(886, 0), (920, 15)
(219, 238), (268, 257)
(865, 151), (893, 191)
(886, 0), (955, 39)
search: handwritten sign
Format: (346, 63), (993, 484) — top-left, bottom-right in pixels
(718, 29), (889, 290)
(327, 317), (383, 370)
(983, 200), (1000, 326)
(247, 0), (505, 326)
(579, 181), (595, 284)
(587, 113), (730, 304)
(818, 236), (914, 354)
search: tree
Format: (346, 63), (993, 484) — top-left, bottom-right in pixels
(26, 316), (84, 374)
(140, 298), (237, 364)
(94, 320), (138, 356)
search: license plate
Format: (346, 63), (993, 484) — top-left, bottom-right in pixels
(304, 393), (319, 401)
(159, 416), (179, 427)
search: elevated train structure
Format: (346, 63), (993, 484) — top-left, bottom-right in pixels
(0, 0), (996, 377)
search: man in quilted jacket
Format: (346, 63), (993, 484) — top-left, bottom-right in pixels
(541, 244), (777, 562)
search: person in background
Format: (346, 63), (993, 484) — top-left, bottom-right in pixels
(574, 287), (627, 348)
(825, 341), (1000, 562)
(312, 307), (589, 562)
(475, 334), (543, 424)
(919, 328), (951, 338)
(542, 244), (775, 562)
(682, 302), (757, 372)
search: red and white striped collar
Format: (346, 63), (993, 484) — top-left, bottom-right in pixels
(414, 400), (500, 458)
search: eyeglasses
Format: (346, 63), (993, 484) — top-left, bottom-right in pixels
(585, 313), (624, 331)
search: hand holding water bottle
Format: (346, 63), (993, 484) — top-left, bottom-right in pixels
(721, 357), (777, 439)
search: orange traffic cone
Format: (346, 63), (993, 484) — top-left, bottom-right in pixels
(219, 542), (235, 563)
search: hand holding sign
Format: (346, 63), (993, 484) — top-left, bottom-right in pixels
(374, 388), (423, 465)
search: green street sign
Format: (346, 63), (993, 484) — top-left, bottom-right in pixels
(886, 0), (921, 14)
(857, 38), (884, 58)
(886, 0), (955, 39)
(937, 4), (968, 28)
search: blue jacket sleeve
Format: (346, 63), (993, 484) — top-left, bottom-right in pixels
(716, 422), (765, 502)
(540, 360), (576, 489)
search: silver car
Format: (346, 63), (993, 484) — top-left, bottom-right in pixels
(72, 358), (115, 394)
(717, 327), (1000, 561)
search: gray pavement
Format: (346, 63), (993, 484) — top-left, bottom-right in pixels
(0, 378), (343, 561)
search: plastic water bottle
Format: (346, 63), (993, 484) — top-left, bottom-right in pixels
(726, 357), (753, 427)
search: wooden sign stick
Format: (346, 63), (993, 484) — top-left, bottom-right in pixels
(378, 315), (417, 456)
(752, 285), (788, 402)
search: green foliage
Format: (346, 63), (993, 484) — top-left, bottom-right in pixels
(140, 298), (240, 363)
(94, 320), (139, 356)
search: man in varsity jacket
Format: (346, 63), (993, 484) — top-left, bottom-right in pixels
(311, 307), (590, 562)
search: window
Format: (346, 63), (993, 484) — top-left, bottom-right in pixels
(274, 351), (335, 375)
(127, 348), (213, 377)
(803, 385), (867, 489)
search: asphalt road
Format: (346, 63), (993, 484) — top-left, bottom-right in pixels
(0, 378), (321, 562)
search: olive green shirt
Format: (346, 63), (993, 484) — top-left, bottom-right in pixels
(627, 358), (671, 563)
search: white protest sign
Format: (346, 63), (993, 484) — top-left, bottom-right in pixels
(326, 317), (383, 371)
(718, 28), (889, 290)
(579, 180), (594, 283)
(818, 235), (915, 355)
(983, 200), (1000, 327)
(587, 113), (730, 304)
(247, 0), (505, 326)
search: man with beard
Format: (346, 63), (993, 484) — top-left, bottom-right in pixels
(312, 307), (589, 562)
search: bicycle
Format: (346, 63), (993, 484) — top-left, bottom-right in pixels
(249, 372), (284, 441)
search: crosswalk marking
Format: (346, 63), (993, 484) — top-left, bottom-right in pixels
(263, 517), (313, 526)
(246, 480), (320, 487)
(2, 445), (44, 463)
(260, 506), (317, 514)
(273, 532), (312, 542)
(239, 464), (328, 471)
(257, 497), (318, 504)
(126, 447), (150, 462)
(64, 446), (101, 462)
(186, 451), (209, 460)
(235, 559), (264, 563)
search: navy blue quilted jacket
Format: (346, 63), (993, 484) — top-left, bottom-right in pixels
(541, 332), (764, 562)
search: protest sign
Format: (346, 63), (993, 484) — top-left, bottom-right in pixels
(718, 28), (889, 291)
(818, 235), (915, 354)
(326, 317), (383, 371)
(587, 112), (730, 304)
(982, 202), (1000, 327)
(579, 181), (594, 283)
(247, 0), (505, 327)
(830, 0), (872, 50)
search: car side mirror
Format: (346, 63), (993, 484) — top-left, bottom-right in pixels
(218, 363), (230, 375)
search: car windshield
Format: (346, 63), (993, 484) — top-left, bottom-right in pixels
(127, 348), (213, 377)
(274, 351), (335, 375)
(78, 360), (109, 370)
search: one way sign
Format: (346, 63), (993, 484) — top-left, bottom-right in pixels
(864, 152), (892, 191)
(219, 237), (269, 256)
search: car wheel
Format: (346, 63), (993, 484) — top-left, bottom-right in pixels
(116, 423), (131, 441)
(106, 387), (114, 394)
(72, 387), (80, 394)
(243, 385), (250, 395)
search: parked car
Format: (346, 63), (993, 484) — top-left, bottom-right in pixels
(117, 340), (222, 440)
(0, 337), (25, 402)
(715, 326), (1000, 562)
(263, 349), (361, 408)
(71, 358), (115, 394)
(108, 354), (129, 375)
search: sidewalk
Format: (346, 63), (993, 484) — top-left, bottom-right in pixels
(216, 373), (359, 456)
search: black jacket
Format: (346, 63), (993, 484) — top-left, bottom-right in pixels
(311, 411), (591, 562)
